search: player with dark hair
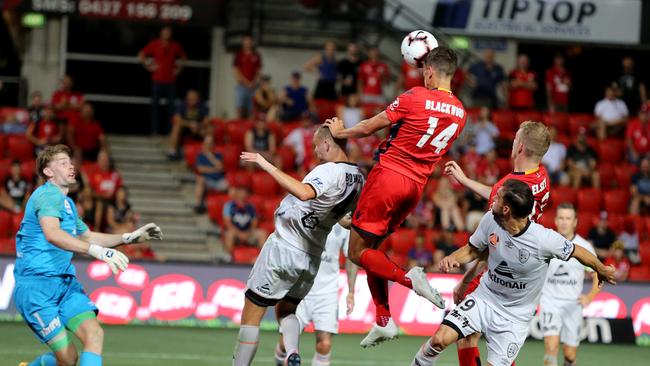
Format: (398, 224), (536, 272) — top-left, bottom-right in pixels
(326, 46), (467, 347)
(411, 180), (616, 366)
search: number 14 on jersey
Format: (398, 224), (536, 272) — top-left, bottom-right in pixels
(416, 117), (459, 153)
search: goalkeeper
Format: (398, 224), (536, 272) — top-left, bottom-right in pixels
(14, 145), (163, 366)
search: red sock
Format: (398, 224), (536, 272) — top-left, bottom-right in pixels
(458, 347), (482, 366)
(367, 273), (391, 326)
(359, 249), (412, 288)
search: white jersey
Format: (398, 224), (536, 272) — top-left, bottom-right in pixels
(471, 212), (575, 323)
(541, 234), (596, 301)
(307, 224), (350, 297)
(274, 162), (364, 257)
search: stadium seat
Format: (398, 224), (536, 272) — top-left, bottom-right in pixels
(11, 212), (23, 235)
(453, 231), (471, 248)
(0, 211), (12, 238)
(313, 99), (338, 122)
(226, 171), (253, 189)
(225, 119), (253, 146)
(576, 212), (594, 237)
(390, 228), (417, 256)
(251, 172), (279, 197)
(568, 113), (593, 135)
(598, 163), (617, 190)
(258, 221), (275, 235)
(605, 214), (625, 234)
(267, 122), (285, 141)
(538, 210), (556, 229)
(639, 242), (650, 264)
(555, 134), (571, 147)
(0, 237), (15, 255)
(603, 189), (630, 215)
(629, 265), (650, 281)
(20, 160), (36, 182)
(277, 146), (296, 171)
(615, 164), (637, 188)
(542, 112), (570, 134)
(183, 142), (202, 170)
(466, 107), (480, 123)
(281, 122), (301, 141)
(550, 186), (576, 210)
(206, 194), (230, 226)
(261, 196), (282, 221)
(492, 110), (517, 134)
(0, 107), (28, 124)
(0, 158), (10, 182)
(247, 195), (265, 216)
(576, 188), (602, 213)
(423, 229), (440, 252)
(0, 135), (7, 158)
(7, 135), (34, 161)
(597, 139), (624, 164)
(215, 144), (241, 172)
(515, 110), (542, 125)
(211, 118), (227, 144)
(232, 246), (261, 265)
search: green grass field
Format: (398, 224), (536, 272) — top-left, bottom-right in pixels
(1, 321), (648, 366)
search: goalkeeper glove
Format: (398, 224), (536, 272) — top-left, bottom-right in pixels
(88, 244), (129, 274)
(122, 223), (163, 244)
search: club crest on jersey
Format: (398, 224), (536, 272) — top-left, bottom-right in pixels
(518, 248), (530, 264)
(389, 97), (399, 111)
(562, 240), (574, 258)
(488, 233), (499, 247)
(64, 200), (73, 214)
(507, 343), (519, 358)
(301, 211), (319, 230)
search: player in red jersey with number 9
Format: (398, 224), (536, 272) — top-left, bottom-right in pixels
(444, 120), (552, 366)
(325, 46), (467, 348)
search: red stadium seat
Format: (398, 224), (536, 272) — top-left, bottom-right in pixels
(267, 122), (285, 141)
(568, 113), (593, 135)
(615, 164), (637, 188)
(11, 212), (23, 235)
(20, 160), (36, 182)
(226, 171), (253, 189)
(0, 237), (15, 255)
(597, 139), (624, 164)
(7, 135), (34, 161)
(206, 194), (230, 226)
(550, 186), (577, 210)
(281, 122), (301, 141)
(0, 158), (10, 183)
(598, 163), (617, 190)
(538, 210), (556, 230)
(183, 142), (202, 170)
(215, 144), (241, 172)
(629, 265), (650, 281)
(313, 99), (338, 122)
(423, 229), (440, 252)
(261, 196), (283, 221)
(211, 118), (227, 144)
(251, 172), (279, 197)
(555, 134), (571, 147)
(232, 246), (261, 265)
(515, 110), (542, 125)
(390, 228), (417, 256)
(0, 135), (7, 158)
(639, 242), (650, 264)
(454, 231), (471, 248)
(605, 214), (625, 234)
(225, 120), (253, 146)
(492, 110), (517, 134)
(542, 113), (570, 134)
(0, 211), (12, 238)
(258, 221), (275, 235)
(576, 188), (602, 213)
(576, 212), (594, 237)
(603, 189), (630, 215)
(277, 146), (296, 171)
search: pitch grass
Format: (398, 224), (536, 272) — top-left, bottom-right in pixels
(0, 322), (648, 366)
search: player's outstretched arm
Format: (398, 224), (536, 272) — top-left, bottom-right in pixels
(345, 258), (358, 315)
(241, 152), (316, 201)
(439, 244), (481, 273)
(579, 271), (602, 307)
(80, 223), (163, 248)
(444, 161), (491, 199)
(571, 245), (617, 286)
(453, 250), (488, 304)
(324, 112), (392, 139)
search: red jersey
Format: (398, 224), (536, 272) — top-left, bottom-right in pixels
(401, 61), (424, 90)
(140, 39), (186, 83)
(233, 49), (262, 83)
(51, 89), (83, 119)
(90, 170), (123, 200)
(70, 118), (104, 152)
(488, 165), (550, 223)
(508, 69), (536, 109)
(382, 87), (467, 184)
(34, 120), (60, 142)
(358, 61), (390, 96)
(545, 66), (571, 106)
(626, 119), (650, 155)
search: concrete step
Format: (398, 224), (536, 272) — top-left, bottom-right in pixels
(130, 196), (186, 207)
(114, 162), (171, 174)
(137, 205), (194, 217)
(122, 177), (180, 190)
(121, 170), (178, 183)
(159, 232), (207, 244)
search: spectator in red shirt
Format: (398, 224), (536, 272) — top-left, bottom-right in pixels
(626, 104), (650, 163)
(451, 67), (466, 95)
(545, 54), (571, 112)
(51, 75), (84, 122)
(233, 35), (262, 119)
(604, 240), (630, 282)
(358, 47), (390, 107)
(89, 149), (123, 202)
(508, 54), (537, 110)
(67, 102), (106, 161)
(395, 60), (423, 95)
(138, 26), (187, 135)
(25, 105), (64, 153)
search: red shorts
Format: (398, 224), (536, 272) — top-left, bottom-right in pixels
(462, 270), (484, 299)
(351, 164), (424, 237)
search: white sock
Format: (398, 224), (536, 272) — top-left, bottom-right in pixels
(312, 351), (331, 366)
(412, 339), (441, 366)
(274, 343), (286, 366)
(544, 354), (558, 366)
(233, 325), (259, 366)
(280, 314), (301, 356)
(564, 358), (576, 366)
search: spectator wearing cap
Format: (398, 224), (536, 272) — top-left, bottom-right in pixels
(232, 35), (262, 119)
(630, 157), (650, 215)
(545, 54), (571, 113)
(337, 42), (362, 98)
(138, 26), (187, 135)
(542, 127), (568, 185)
(467, 48), (505, 108)
(167, 89), (210, 160)
(25, 104), (64, 154)
(51, 75), (84, 122)
(253, 75), (279, 122)
(279, 71), (312, 122)
(588, 211), (617, 260)
(594, 86), (628, 140)
(604, 240), (631, 282)
(67, 102), (106, 162)
(612, 56), (647, 114)
(625, 104), (650, 164)
(508, 54), (537, 110)
(304, 40), (338, 101)
(194, 135), (228, 214)
(566, 128), (599, 188)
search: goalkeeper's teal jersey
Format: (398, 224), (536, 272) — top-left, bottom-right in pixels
(14, 181), (88, 279)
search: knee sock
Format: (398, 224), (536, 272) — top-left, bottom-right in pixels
(367, 273), (392, 326)
(280, 314), (300, 356)
(274, 343), (286, 366)
(28, 353), (57, 366)
(543, 354), (558, 366)
(233, 325), (260, 366)
(412, 339), (442, 366)
(80, 351), (102, 366)
(359, 249), (412, 288)
(563, 358), (576, 366)
(312, 351), (331, 366)
(458, 347), (482, 366)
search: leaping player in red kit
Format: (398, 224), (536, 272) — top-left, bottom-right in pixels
(325, 46), (467, 347)
(444, 120), (552, 366)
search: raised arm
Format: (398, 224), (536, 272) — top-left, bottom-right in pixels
(439, 244), (481, 273)
(324, 112), (391, 139)
(452, 249), (488, 304)
(571, 245), (616, 286)
(444, 161), (492, 199)
(241, 152), (315, 201)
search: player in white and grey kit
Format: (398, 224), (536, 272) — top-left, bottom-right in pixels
(539, 203), (601, 366)
(274, 220), (358, 366)
(233, 126), (364, 366)
(411, 179), (616, 366)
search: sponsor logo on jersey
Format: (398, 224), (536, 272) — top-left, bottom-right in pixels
(308, 177), (324, 189)
(257, 283), (271, 295)
(39, 316), (62, 338)
(489, 233), (499, 247)
(489, 261), (527, 289)
(562, 240), (574, 258)
(504, 240), (514, 249)
(518, 248), (530, 264)
(547, 264), (578, 286)
(494, 261), (514, 279)
(389, 98), (399, 111)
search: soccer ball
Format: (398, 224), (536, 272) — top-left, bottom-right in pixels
(401, 30), (438, 67)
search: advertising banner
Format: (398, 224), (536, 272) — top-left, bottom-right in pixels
(1, 258), (649, 344)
